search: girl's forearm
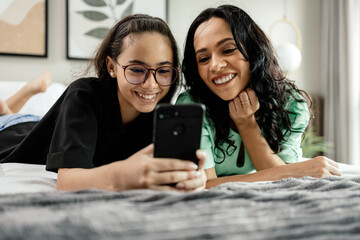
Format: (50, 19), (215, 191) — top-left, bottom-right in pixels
(56, 162), (123, 191)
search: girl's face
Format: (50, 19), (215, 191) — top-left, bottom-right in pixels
(194, 17), (250, 101)
(108, 32), (173, 123)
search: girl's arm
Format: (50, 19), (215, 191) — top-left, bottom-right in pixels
(204, 156), (341, 189)
(57, 144), (207, 192)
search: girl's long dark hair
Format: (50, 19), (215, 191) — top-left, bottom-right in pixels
(182, 5), (312, 163)
(93, 14), (180, 103)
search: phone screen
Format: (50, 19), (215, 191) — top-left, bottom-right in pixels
(153, 103), (205, 165)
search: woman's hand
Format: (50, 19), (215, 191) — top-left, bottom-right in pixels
(201, 156), (342, 189)
(114, 144), (207, 192)
(228, 88), (260, 127)
(227, 88), (285, 170)
(284, 156), (342, 178)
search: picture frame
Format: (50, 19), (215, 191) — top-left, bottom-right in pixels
(66, 0), (168, 60)
(0, 0), (48, 58)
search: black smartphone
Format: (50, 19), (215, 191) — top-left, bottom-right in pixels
(153, 103), (205, 165)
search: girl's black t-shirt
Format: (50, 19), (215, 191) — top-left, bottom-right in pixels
(0, 78), (153, 172)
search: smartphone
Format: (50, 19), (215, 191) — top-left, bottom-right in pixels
(153, 103), (205, 165)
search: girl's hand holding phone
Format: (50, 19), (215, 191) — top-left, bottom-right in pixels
(118, 144), (206, 192)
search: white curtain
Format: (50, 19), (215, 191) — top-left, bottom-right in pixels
(321, 0), (360, 165)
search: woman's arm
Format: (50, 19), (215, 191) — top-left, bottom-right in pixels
(229, 88), (285, 170)
(57, 144), (207, 192)
(205, 156), (341, 189)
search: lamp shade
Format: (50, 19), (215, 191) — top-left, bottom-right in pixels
(275, 43), (302, 74)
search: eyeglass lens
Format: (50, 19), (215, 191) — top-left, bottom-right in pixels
(125, 65), (176, 86)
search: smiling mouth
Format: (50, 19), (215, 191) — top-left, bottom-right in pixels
(213, 73), (236, 85)
(136, 92), (157, 100)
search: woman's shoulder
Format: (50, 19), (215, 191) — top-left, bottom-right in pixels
(284, 89), (309, 112)
(175, 89), (196, 104)
(283, 89), (310, 128)
(176, 90), (215, 130)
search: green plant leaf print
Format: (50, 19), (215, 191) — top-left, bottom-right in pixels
(85, 27), (110, 39)
(83, 0), (107, 7)
(116, 0), (126, 5)
(77, 10), (109, 21)
(121, 2), (133, 18)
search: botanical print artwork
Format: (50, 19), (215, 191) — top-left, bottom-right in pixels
(67, 0), (166, 60)
(79, 0), (134, 40)
(0, 0), (47, 57)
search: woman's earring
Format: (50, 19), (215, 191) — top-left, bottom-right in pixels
(110, 72), (115, 78)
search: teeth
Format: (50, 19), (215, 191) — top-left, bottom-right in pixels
(213, 74), (236, 84)
(137, 92), (156, 100)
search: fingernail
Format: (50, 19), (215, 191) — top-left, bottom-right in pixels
(190, 171), (200, 178)
(191, 163), (198, 170)
(177, 182), (185, 189)
(197, 150), (206, 157)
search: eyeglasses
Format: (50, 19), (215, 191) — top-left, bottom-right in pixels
(114, 61), (179, 86)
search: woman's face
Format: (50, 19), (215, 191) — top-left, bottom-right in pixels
(110, 32), (173, 121)
(194, 17), (250, 101)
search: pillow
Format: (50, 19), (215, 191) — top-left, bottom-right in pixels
(0, 81), (66, 116)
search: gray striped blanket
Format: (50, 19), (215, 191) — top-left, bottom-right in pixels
(1, 176), (360, 239)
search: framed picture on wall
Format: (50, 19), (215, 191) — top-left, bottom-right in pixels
(66, 0), (168, 60)
(0, 0), (48, 58)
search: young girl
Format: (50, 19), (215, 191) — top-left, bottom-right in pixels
(0, 14), (206, 192)
(177, 5), (340, 188)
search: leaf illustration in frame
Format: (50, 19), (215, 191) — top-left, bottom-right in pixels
(83, 0), (107, 7)
(121, 2), (133, 18)
(66, 0), (167, 60)
(85, 27), (110, 39)
(116, 0), (126, 5)
(77, 10), (109, 21)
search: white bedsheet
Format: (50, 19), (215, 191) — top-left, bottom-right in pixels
(0, 163), (57, 194)
(1, 162), (360, 195)
(337, 162), (360, 177)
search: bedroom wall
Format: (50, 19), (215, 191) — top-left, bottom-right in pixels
(0, 0), (321, 96)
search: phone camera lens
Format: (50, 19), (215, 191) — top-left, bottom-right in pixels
(172, 124), (185, 136)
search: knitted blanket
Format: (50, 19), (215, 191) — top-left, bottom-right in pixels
(1, 176), (360, 239)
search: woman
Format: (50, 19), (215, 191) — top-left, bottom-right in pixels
(177, 5), (340, 188)
(0, 14), (206, 192)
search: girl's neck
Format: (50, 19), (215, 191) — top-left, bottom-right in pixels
(117, 90), (140, 125)
(120, 105), (140, 125)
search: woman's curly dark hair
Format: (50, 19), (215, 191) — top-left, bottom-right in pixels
(182, 5), (312, 163)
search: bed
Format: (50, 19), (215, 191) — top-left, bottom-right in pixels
(1, 162), (360, 239)
(1, 81), (360, 239)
